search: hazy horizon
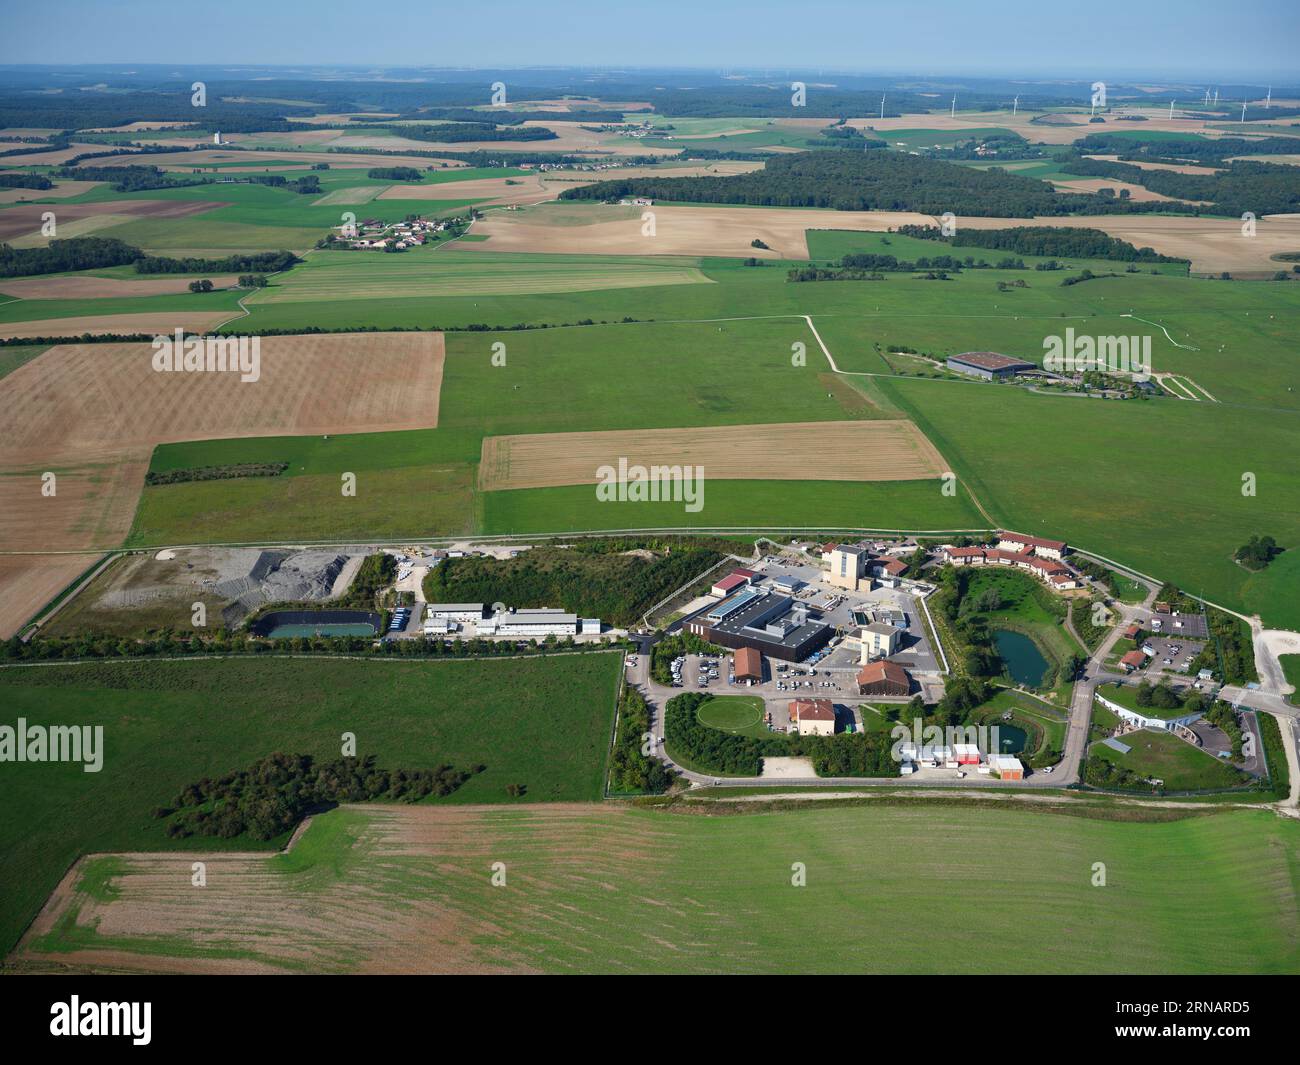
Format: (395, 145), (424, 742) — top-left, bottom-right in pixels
(1, 0), (1297, 84)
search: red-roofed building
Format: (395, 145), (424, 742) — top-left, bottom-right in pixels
(1120, 650), (1147, 672)
(996, 531), (1069, 560)
(790, 698), (835, 736)
(733, 647), (762, 683)
(710, 573), (749, 597)
(856, 660), (912, 697)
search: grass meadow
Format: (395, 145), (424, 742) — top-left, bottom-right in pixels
(26, 801), (1300, 974)
(0, 653), (623, 956)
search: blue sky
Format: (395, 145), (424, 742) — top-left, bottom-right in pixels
(1, 0), (1297, 82)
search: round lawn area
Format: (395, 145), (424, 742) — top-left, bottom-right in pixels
(697, 695), (768, 738)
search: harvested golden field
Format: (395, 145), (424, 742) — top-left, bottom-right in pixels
(378, 173), (559, 206)
(1083, 154), (1224, 175)
(458, 202), (934, 258)
(0, 553), (103, 639)
(956, 213), (1300, 274)
(1050, 177), (1202, 203)
(0, 179), (102, 204)
(0, 332), (445, 551)
(0, 311), (236, 340)
(94, 148), (467, 171)
(0, 274), (241, 300)
(478, 419), (947, 491)
(541, 160), (764, 184)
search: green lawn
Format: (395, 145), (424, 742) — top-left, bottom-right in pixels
(1091, 728), (1250, 791)
(28, 802), (1300, 974)
(1281, 655), (1300, 707)
(696, 695), (768, 737)
(0, 653), (623, 956)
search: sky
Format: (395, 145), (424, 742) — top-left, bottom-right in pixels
(1, 0), (1297, 83)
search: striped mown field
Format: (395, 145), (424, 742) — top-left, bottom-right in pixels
(248, 251), (713, 303)
(15, 803), (1300, 974)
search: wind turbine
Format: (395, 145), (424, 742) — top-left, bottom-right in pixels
(951, 94), (956, 117)
(1266, 86), (1272, 109)
(1169, 99), (1175, 119)
(880, 93), (885, 119)
(1241, 101), (1247, 122)
(1213, 88), (1219, 106)
(1012, 94), (1019, 116)
(1203, 88), (1210, 106)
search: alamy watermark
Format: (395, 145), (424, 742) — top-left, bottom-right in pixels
(1, 718), (103, 772)
(1042, 327), (1150, 380)
(595, 458), (704, 513)
(151, 330), (261, 383)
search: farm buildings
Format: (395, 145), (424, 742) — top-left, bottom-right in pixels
(946, 351), (1037, 380)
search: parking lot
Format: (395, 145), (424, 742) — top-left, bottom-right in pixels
(1139, 636), (1205, 676)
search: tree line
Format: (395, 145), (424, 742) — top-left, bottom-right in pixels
(155, 752), (476, 841)
(895, 223), (1185, 263)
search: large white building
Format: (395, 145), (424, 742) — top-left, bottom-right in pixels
(860, 621), (901, 660)
(478, 608), (601, 637)
(426, 603), (486, 624)
(825, 545), (871, 592)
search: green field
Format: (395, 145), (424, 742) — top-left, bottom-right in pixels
(1091, 728), (1251, 790)
(876, 374), (1300, 628)
(26, 801), (1300, 974)
(1095, 681), (1190, 719)
(696, 695), (769, 737)
(251, 251), (713, 303)
(1284, 655), (1300, 707)
(0, 653), (622, 956)
(128, 315), (981, 545)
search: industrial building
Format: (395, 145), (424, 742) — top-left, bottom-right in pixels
(856, 659), (912, 696)
(425, 603), (486, 623)
(825, 545), (871, 592)
(987, 754), (1025, 780)
(860, 621), (902, 660)
(946, 351), (1036, 380)
(685, 589), (831, 663)
(478, 608), (600, 637)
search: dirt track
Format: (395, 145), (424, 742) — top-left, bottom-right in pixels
(478, 419), (948, 491)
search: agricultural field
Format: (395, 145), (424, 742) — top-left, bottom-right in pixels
(251, 251), (713, 303)
(0, 653), (624, 958)
(478, 419), (946, 490)
(11, 802), (1298, 974)
(874, 375), (1300, 628)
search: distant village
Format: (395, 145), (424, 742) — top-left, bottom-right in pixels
(327, 214), (470, 251)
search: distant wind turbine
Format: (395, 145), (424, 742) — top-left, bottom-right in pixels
(1169, 100), (1175, 119)
(1012, 95), (1019, 116)
(951, 94), (956, 117)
